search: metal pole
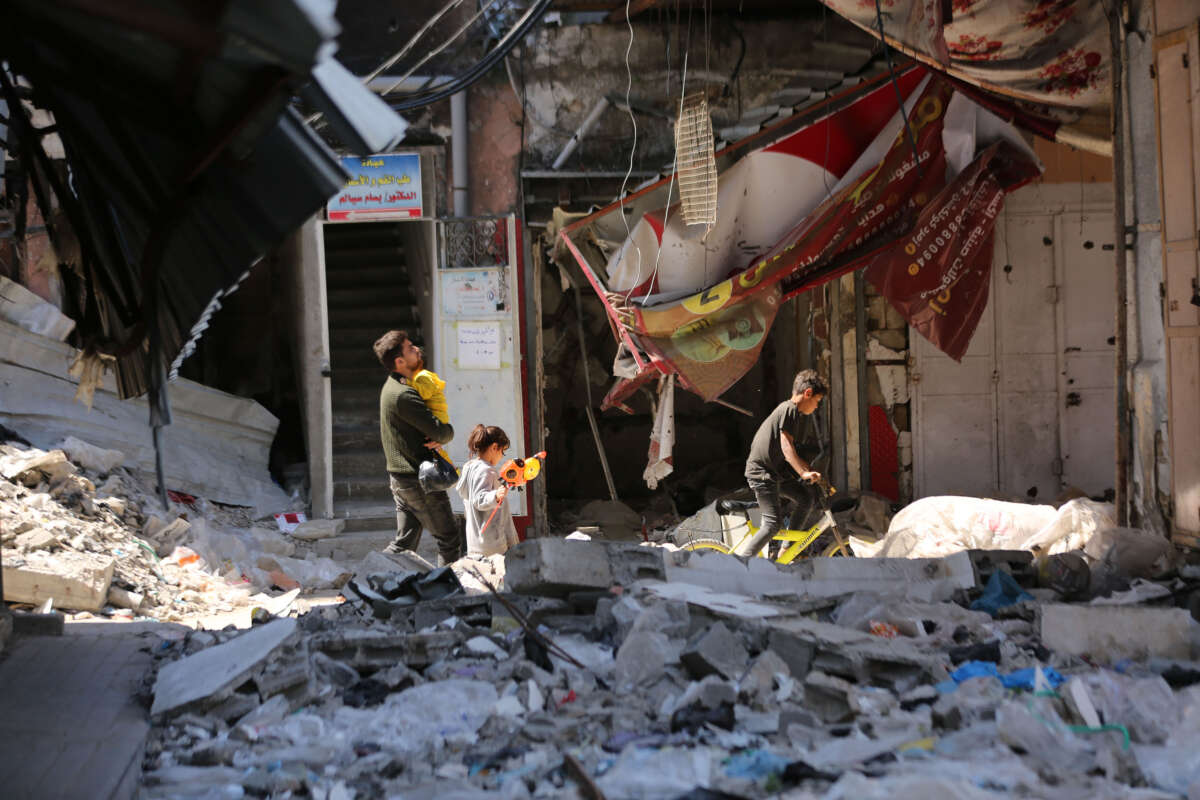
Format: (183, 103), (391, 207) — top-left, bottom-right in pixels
(572, 284), (619, 501)
(1110, 4), (1130, 525)
(854, 270), (872, 493)
(451, 91), (469, 217)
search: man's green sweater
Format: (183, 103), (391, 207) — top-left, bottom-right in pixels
(379, 374), (454, 476)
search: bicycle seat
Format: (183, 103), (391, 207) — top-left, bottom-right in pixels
(717, 499), (757, 513)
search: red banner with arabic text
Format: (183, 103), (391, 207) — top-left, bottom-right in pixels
(864, 141), (1042, 361)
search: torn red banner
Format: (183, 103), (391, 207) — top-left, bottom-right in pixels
(864, 140), (1042, 361)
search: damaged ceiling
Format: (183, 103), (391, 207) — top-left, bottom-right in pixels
(0, 0), (407, 402)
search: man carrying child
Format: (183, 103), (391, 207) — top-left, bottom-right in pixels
(372, 329), (465, 564)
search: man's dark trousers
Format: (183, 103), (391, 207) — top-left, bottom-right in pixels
(388, 474), (463, 564)
(739, 476), (818, 556)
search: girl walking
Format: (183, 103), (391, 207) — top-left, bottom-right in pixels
(456, 424), (519, 557)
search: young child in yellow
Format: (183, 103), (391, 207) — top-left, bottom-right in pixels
(411, 348), (453, 467)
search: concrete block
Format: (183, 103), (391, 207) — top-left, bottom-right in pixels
(766, 630), (816, 679)
(309, 629), (463, 669)
(152, 618), (298, 717)
(291, 518), (345, 541)
(681, 622), (749, 680)
(504, 539), (664, 595)
(14, 528), (58, 552)
(2, 552), (115, 611)
(1040, 604), (1193, 661)
(614, 630), (681, 688)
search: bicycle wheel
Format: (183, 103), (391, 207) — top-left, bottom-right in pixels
(821, 538), (853, 557)
(680, 538), (733, 554)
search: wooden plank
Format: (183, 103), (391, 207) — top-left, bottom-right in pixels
(1167, 326), (1200, 337)
(1155, 0), (1197, 38)
(1157, 38), (1197, 243)
(1169, 337), (1200, 534)
(1166, 249), (1200, 328)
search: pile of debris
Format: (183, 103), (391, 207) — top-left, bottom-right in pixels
(140, 537), (1200, 799)
(0, 433), (324, 625)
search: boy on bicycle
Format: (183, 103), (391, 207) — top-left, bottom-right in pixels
(733, 369), (828, 556)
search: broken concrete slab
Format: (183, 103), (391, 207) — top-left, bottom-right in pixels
(0, 319), (287, 513)
(309, 629), (464, 669)
(0, 447), (75, 482)
(14, 527), (58, 551)
(0, 275), (75, 340)
(614, 630), (681, 687)
(663, 549), (975, 602)
(504, 539), (665, 595)
(681, 622), (749, 680)
(1040, 604), (1194, 662)
(636, 580), (787, 620)
(290, 518), (345, 541)
(151, 618), (298, 717)
(2, 551), (115, 611)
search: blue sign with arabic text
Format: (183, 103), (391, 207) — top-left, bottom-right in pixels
(327, 153), (423, 220)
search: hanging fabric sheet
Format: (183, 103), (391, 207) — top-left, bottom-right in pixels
(561, 71), (1042, 408)
(817, 0), (1112, 155)
(644, 374), (675, 490)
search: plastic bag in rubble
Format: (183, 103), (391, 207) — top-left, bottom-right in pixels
(823, 771), (1004, 800)
(332, 679), (497, 753)
(863, 496), (1114, 559)
(1085, 528), (1179, 596)
(1084, 672), (1179, 745)
(595, 746), (716, 800)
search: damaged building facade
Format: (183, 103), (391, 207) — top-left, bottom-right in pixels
(3, 0), (1200, 798)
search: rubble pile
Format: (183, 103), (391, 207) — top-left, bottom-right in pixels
(141, 538), (1200, 799)
(0, 435), (313, 624)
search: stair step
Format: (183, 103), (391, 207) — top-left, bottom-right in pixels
(326, 265), (414, 289)
(328, 307), (420, 330)
(332, 450), (386, 475)
(334, 428), (381, 450)
(329, 325), (428, 352)
(327, 286), (416, 308)
(334, 477), (393, 503)
(330, 367), (389, 387)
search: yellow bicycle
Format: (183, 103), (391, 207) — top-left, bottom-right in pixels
(674, 480), (853, 561)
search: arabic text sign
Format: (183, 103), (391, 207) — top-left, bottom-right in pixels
(456, 323), (502, 370)
(328, 153), (422, 220)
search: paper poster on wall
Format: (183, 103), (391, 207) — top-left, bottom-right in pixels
(457, 322), (502, 369)
(441, 269), (506, 316)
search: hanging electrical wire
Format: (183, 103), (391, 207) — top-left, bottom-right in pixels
(616, 0), (644, 307)
(384, 0), (552, 111)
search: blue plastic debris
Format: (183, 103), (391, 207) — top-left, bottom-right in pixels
(970, 570), (1035, 616)
(1000, 666), (1065, 690)
(950, 660), (1001, 683)
(943, 660), (1065, 693)
(723, 749), (790, 780)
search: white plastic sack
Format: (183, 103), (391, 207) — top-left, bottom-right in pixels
(596, 747), (716, 800)
(332, 680), (498, 754)
(858, 496), (1114, 559)
(55, 435), (125, 474)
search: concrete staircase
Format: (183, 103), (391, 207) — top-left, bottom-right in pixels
(323, 222), (421, 559)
